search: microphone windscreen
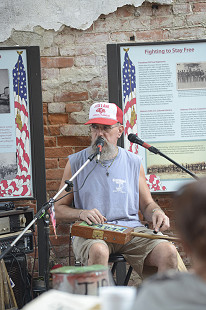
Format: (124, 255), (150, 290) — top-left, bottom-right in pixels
(96, 136), (104, 146)
(128, 134), (137, 143)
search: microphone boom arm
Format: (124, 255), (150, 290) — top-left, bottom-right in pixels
(128, 133), (199, 180)
(156, 149), (199, 180)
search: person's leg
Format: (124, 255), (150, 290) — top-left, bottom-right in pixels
(88, 242), (110, 266)
(144, 241), (178, 272)
(120, 227), (178, 279)
(73, 237), (110, 266)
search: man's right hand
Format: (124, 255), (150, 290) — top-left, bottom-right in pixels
(79, 208), (107, 225)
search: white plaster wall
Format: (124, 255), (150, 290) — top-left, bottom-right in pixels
(0, 0), (172, 42)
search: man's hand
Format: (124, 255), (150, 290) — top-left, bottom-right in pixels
(152, 209), (170, 233)
(79, 208), (107, 225)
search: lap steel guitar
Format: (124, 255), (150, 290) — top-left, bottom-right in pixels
(71, 221), (180, 244)
(71, 221), (134, 244)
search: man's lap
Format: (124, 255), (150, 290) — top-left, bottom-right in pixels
(72, 226), (168, 277)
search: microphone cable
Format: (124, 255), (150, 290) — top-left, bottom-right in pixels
(54, 161), (98, 203)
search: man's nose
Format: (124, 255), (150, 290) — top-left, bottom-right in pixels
(96, 127), (104, 135)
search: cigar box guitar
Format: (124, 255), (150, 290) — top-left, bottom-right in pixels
(71, 221), (134, 244)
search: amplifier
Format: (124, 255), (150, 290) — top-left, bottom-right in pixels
(0, 208), (34, 235)
(0, 230), (34, 256)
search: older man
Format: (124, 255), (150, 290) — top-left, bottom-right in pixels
(55, 102), (177, 280)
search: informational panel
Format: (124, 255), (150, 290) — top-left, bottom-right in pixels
(0, 49), (33, 198)
(0, 47), (47, 277)
(107, 40), (206, 192)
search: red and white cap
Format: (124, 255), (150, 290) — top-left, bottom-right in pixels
(85, 102), (123, 125)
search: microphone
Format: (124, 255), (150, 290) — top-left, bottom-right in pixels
(95, 136), (104, 162)
(128, 134), (159, 154)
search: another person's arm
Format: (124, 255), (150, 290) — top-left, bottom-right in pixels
(139, 164), (170, 232)
(54, 160), (106, 225)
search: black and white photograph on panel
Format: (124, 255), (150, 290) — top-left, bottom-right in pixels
(0, 152), (17, 181)
(177, 62), (206, 90)
(0, 69), (10, 113)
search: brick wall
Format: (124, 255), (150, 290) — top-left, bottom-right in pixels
(2, 0), (206, 275)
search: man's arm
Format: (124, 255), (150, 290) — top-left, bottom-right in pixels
(54, 160), (80, 222)
(54, 159), (106, 225)
(139, 164), (170, 232)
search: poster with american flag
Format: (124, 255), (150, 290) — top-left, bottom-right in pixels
(0, 51), (33, 198)
(121, 48), (166, 192)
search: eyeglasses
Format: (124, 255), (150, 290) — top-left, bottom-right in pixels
(90, 123), (120, 133)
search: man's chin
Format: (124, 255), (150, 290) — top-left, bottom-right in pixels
(89, 140), (117, 161)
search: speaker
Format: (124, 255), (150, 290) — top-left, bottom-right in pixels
(4, 255), (32, 309)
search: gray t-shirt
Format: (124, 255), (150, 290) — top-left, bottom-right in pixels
(134, 271), (206, 309)
(69, 146), (143, 227)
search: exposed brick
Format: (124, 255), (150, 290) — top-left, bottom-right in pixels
(43, 103), (48, 114)
(41, 57), (74, 68)
(57, 136), (91, 147)
(54, 33), (75, 45)
(116, 5), (135, 17)
(110, 31), (135, 42)
(135, 29), (169, 41)
(42, 90), (54, 103)
(48, 102), (66, 114)
(45, 159), (58, 169)
(150, 16), (174, 29)
(46, 169), (64, 180)
(46, 180), (61, 191)
(44, 136), (56, 147)
(186, 13), (206, 27)
(45, 147), (73, 158)
(43, 115), (47, 125)
(52, 246), (70, 258)
(75, 44), (106, 56)
(40, 46), (59, 57)
(76, 32), (110, 44)
(193, 3), (206, 13)
(74, 55), (96, 67)
(169, 27), (205, 39)
(41, 68), (59, 80)
(49, 125), (61, 136)
(67, 114), (79, 124)
(56, 224), (71, 235)
(65, 102), (83, 113)
(75, 146), (90, 153)
(60, 124), (89, 136)
(59, 158), (68, 168)
(151, 4), (173, 16)
(44, 126), (49, 135)
(50, 235), (70, 245)
(48, 114), (68, 125)
(172, 3), (191, 15)
(54, 92), (88, 102)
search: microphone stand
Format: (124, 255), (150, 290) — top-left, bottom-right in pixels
(128, 134), (199, 181)
(147, 146), (199, 180)
(0, 151), (98, 291)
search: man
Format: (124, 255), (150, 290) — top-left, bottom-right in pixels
(134, 179), (206, 309)
(55, 102), (177, 280)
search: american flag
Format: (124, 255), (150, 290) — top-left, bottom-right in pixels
(122, 49), (138, 154)
(0, 51), (32, 197)
(146, 174), (167, 191)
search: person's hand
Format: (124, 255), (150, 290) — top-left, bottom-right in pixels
(152, 209), (170, 233)
(79, 208), (107, 225)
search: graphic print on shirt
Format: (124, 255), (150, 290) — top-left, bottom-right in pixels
(112, 178), (126, 193)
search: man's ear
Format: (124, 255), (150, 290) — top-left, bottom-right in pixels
(118, 125), (124, 138)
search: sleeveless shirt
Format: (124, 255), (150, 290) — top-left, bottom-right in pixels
(69, 147), (143, 228)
